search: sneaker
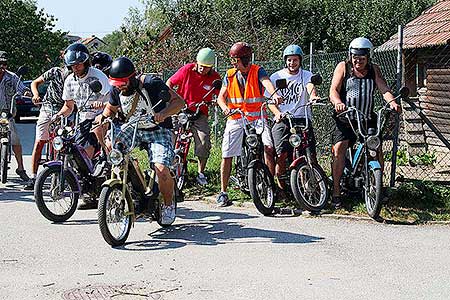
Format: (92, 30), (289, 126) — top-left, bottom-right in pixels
(331, 196), (342, 210)
(24, 178), (35, 190)
(161, 204), (176, 225)
(216, 192), (230, 207)
(16, 169), (30, 182)
(196, 173), (208, 185)
(77, 198), (98, 210)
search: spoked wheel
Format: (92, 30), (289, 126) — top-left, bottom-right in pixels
(0, 143), (8, 183)
(98, 183), (133, 246)
(235, 156), (250, 195)
(365, 168), (383, 219)
(248, 161), (275, 216)
(175, 162), (187, 191)
(34, 166), (79, 222)
(291, 162), (329, 212)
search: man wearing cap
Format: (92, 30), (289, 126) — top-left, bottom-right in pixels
(0, 51), (30, 182)
(166, 48), (221, 185)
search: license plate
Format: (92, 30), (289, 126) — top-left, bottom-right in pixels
(31, 107), (40, 112)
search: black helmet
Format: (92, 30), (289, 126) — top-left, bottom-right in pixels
(109, 57), (136, 86)
(92, 51), (113, 73)
(63, 43), (90, 66)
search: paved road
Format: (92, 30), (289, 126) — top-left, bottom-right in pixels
(1, 121), (450, 300)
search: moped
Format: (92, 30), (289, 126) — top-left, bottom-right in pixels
(34, 80), (108, 222)
(336, 87), (409, 219)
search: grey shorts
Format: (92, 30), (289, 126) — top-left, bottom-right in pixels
(190, 114), (211, 159)
(35, 109), (53, 141)
(9, 119), (20, 146)
(272, 118), (316, 156)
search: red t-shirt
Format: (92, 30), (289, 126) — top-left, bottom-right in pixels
(169, 63), (221, 116)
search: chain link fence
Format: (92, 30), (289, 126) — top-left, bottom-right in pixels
(162, 40), (450, 186)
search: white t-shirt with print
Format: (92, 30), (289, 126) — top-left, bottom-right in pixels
(62, 67), (111, 121)
(267, 68), (313, 119)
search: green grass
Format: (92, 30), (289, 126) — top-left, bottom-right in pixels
(133, 143), (450, 223)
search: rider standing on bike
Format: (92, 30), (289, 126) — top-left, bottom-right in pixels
(215, 42), (283, 207)
(24, 65), (70, 190)
(95, 57), (184, 225)
(329, 37), (401, 209)
(0, 50), (30, 182)
(52, 43), (111, 209)
(268, 44), (320, 197)
(166, 48), (221, 185)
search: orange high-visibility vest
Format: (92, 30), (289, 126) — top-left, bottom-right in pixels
(226, 64), (266, 121)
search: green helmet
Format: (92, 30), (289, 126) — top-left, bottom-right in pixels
(196, 48), (215, 67)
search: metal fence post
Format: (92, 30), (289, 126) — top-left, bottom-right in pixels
(214, 55), (219, 145)
(309, 42), (314, 72)
(390, 25), (404, 187)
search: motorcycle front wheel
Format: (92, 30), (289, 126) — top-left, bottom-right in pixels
(98, 183), (133, 246)
(1, 143), (8, 183)
(34, 166), (79, 222)
(290, 162), (329, 212)
(248, 161), (275, 216)
(365, 168), (383, 219)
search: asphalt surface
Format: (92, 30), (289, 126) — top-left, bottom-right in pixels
(1, 120), (450, 300)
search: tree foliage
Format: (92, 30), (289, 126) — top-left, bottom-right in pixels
(103, 0), (436, 72)
(0, 0), (68, 78)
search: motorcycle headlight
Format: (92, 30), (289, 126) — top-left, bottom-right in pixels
(367, 136), (381, 150)
(254, 119), (265, 135)
(246, 134), (259, 148)
(1, 112), (7, 119)
(57, 128), (64, 136)
(52, 137), (64, 151)
(289, 134), (302, 148)
(109, 149), (124, 166)
(178, 113), (188, 125)
(0, 118), (9, 125)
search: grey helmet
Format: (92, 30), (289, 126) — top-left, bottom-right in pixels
(348, 37), (373, 57)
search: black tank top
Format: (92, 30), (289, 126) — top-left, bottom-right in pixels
(339, 62), (376, 120)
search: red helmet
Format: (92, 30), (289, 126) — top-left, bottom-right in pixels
(229, 42), (252, 58)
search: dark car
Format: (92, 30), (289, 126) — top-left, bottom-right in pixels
(15, 80), (47, 122)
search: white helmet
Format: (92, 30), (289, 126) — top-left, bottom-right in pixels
(348, 37), (373, 57)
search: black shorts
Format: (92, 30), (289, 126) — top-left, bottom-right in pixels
(75, 119), (99, 149)
(332, 116), (377, 146)
(271, 118), (317, 156)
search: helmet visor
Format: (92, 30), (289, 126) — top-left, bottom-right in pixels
(350, 48), (370, 56)
(109, 72), (135, 87)
(64, 50), (89, 66)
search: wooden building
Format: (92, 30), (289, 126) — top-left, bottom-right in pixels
(379, 0), (450, 179)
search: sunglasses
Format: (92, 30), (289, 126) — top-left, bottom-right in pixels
(229, 57), (240, 63)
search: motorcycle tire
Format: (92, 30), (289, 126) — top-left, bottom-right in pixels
(248, 161), (275, 216)
(98, 183), (132, 246)
(291, 162), (329, 212)
(34, 166), (79, 222)
(365, 168), (383, 219)
(1, 143), (8, 184)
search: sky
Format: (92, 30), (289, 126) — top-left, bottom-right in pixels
(36, 0), (145, 38)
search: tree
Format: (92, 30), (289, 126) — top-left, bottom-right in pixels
(103, 0), (437, 73)
(0, 0), (68, 78)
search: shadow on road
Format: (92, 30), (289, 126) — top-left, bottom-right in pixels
(0, 179), (33, 203)
(116, 207), (324, 251)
